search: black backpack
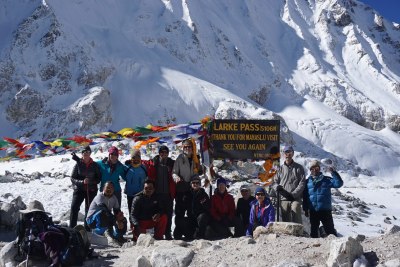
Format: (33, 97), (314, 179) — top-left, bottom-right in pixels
(15, 211), (53, 261)
(58, 226), (89, 266)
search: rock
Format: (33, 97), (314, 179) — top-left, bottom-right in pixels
(11, 196), (26, 210)
(253, 226), (268, 239)
(216, 263), (229, 267)
(384, 225), (400, 235)
(0, 241), (18, 267)
(30, 171), (43, 180)
(42, 172), (52, 177)
(0, 202), (19, 228)
(136, 255), (152, 267)
(136, 234), (154, 247)
(266, 222), (304, 236)
(121, 241), (136, 249)
(207, 244), (222, 251)
(237, 236), (256, 245)
(377, 259), (400, 267)
(352, 234), (365, 242)
(274, 259), (310, 267)
(196, 240), (212, 249)
(384, 217), (392, 224)
(326, 236), (363, 267)
(257, 234), (277, 243)
(87, 232), (108, 246)
(151, 246), (195, 267)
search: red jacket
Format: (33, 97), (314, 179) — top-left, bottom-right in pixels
(210, 191), (235, 221)
(143, 156), (176, 199)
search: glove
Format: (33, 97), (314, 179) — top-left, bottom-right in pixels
(278, 189), (295, 201)
(304, 210), (309, 217)
(71, 152), (80, 162)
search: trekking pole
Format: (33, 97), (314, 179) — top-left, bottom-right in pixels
(276, 191), (280, 222)
(26, 217), (35, 267)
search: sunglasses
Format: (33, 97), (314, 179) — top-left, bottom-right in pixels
(256, 193), (265, 196)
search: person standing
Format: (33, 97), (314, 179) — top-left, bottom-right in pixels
(86, 181), (127, 246)
(70, 146), (101, 230)
(246, 187), (275, 236)
(273, 145), (306, 223)
(123, 149), (147, 220)
(236, 184), (256, 231)
(303, 160), (343, 238)
(130, 180), (167, 240)
(97, 146), (126, 206)
(172, 139), (202, 222)
(146, 145), (175, 240)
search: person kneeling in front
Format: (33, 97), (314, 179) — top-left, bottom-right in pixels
(130, 179), (167, 240)
(86, 181), (127, 246)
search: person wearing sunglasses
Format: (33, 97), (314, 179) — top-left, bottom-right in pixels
(174, 175), (210, 240)
(272, 145), (306, 223)
(246, 187), (275, 237)
(70, 145), (101, 230)
(172, 139), (203, 231)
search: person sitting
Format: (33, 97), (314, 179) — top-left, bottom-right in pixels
(209, 178), (244, 239)
(174, 175), (210, 240)
(86, 181), (127, 246)
(130, 179), (167, 240)
(236, 184), (255, 232)
(246, 187), (275, 236)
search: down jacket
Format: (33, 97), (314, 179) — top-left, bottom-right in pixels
(303, 171), (343, 212)
(210, 191), (235, 221)
(246, 198), (275, 236)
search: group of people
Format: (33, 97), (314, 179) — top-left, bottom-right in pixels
(69, 141), (343, 245)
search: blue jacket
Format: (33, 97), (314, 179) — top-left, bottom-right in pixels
(97, 158), (127, 193)
(123, 164), (147, 196)
(303, 171), (343, 212)
(246, 198), (275, 236)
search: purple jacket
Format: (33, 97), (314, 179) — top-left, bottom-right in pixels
(246, 198), (275, 236)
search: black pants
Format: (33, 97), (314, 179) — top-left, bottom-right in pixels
(175, 191), (191, 218)
(69, 189), (97, 229)
(309, 210), (336, 238)
(207, 216), (244, 240)
(174, 213), (210, 239)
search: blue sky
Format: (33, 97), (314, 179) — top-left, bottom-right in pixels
(359, 0), (400, 23)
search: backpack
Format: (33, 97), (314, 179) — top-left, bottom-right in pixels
(15, 211), (53, 261)
(58, 226), (89, 266)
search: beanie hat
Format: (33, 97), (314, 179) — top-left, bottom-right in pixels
(283, 145), (294, 152)
(216, 177), (227, 186)
(158, 145), (169, 153)
(240, 184), (250, 191)
(309, 160), (320, 170)
(190, 174), (201, 182)
(254, 187), (266, 196)
(108, 146), (119, 155)
(82, 145), (91, 153)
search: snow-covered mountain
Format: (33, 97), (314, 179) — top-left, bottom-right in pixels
(1, 0), (400, 180)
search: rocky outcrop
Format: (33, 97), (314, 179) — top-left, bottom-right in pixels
(326, 236), (363, 267)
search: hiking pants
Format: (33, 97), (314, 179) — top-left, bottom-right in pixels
(136, 214), (167, 240)
(309, 210), (336, 238)
(70, 189), (97, 228)
(280, 200), (302, 224)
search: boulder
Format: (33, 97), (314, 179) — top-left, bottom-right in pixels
(136, 234), (154, 247)
(385, 224), (400, 235)
(326, 237), (363, 267)
(151, 246), (195, 267)
(136, 255), (152, 267)
(266, 222), (304, 236)
(0, 241), (18, 267)
(0, 202), (19, 228)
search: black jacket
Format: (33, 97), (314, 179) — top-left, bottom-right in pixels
(187, 187), (210, 219)
(236, 196), (256, 226)
(71, 159), (101, 192)
(130, 192), (165, 226)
